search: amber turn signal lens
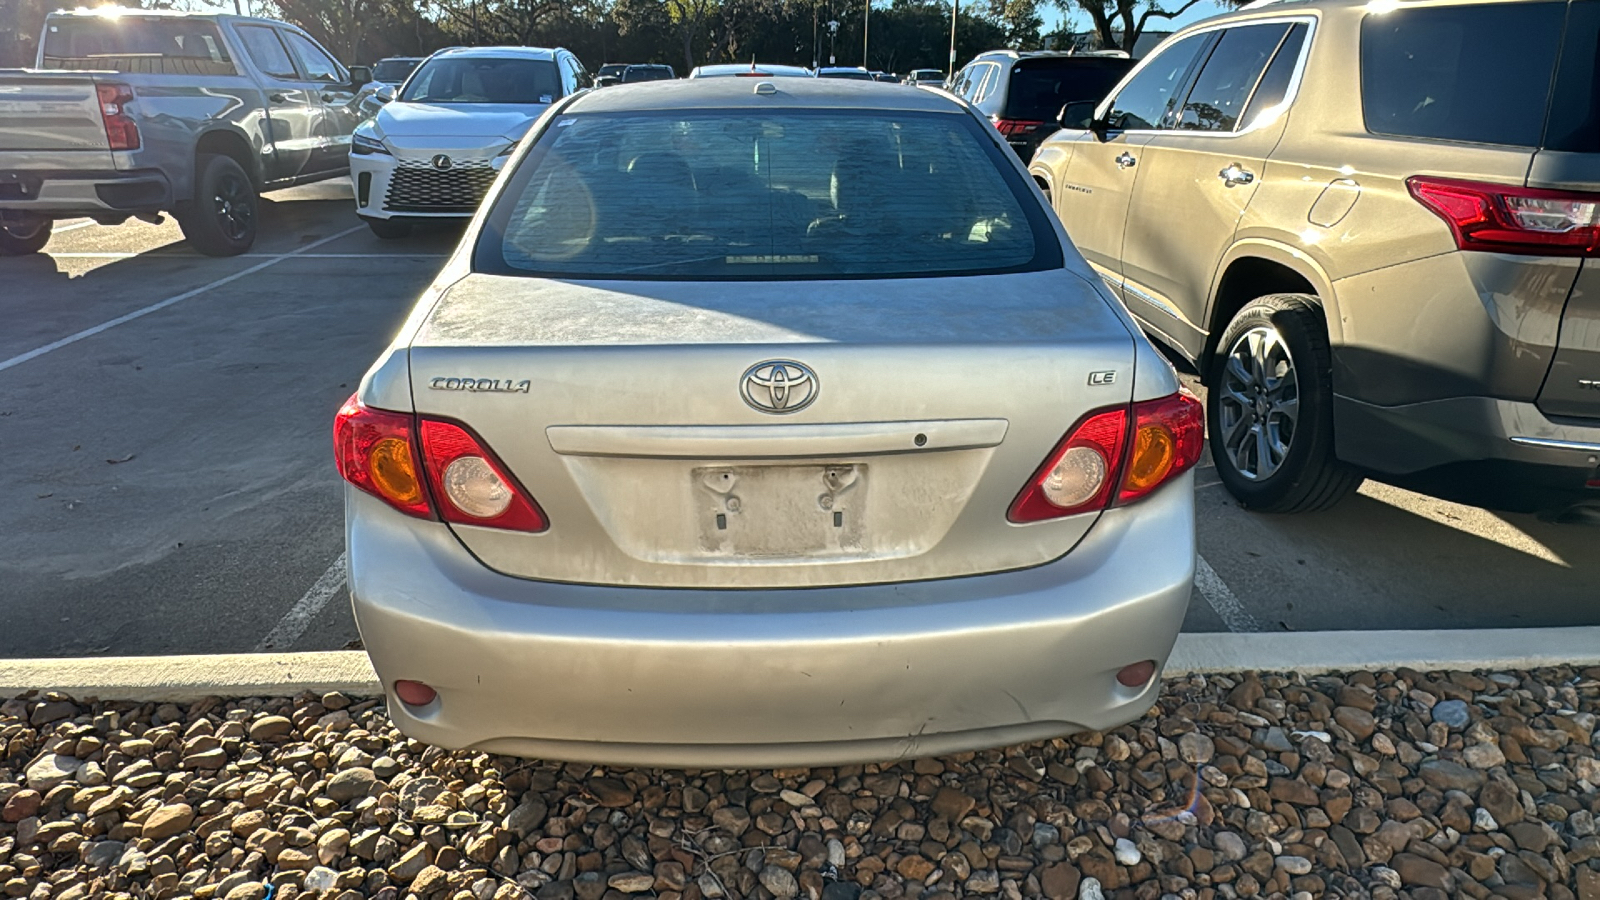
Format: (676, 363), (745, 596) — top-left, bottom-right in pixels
(1122, 423), (1177, 495)
(368, 437), (422, 507)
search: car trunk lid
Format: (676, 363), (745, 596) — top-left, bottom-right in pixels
(406, 270), (1138, 588)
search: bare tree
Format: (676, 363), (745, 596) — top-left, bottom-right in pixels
(1060, 0), (1207, 52)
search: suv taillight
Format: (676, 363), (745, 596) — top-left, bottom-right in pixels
(1408, 176), (1600, 257)
(1009, 391), (1204, 523)
(994, 118), (1046, 136)
(95, 82), (140, 151)
(334, 395), (547, 532)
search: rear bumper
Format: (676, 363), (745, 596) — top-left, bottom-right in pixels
(1335, 394), (1600, 512)
(0, 169), (171, 214)
(346, 474), (1195, 768)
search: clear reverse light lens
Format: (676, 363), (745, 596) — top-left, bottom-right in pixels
(442, 456), (512, 519)
(1042, 446), (1107, 509)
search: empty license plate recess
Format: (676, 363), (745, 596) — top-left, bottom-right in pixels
(694, 464), (865, 558)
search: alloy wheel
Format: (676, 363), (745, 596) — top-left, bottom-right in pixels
(213, 172), (253, 242)
(1217, 325), (1299, 480)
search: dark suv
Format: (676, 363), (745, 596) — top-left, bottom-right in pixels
(622, 64), (676, 83)
(950, 51), (1134, 159)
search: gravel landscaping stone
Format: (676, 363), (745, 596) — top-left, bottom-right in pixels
(3, 666), (1598, 900)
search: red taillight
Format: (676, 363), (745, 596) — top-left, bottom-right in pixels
(1008, 390), (1205, 523)
(334, 396), (432, 519)
(419, 419), (547, 532)
(95, 82), (140, 151)
(994, 118), (1045, 136)
(1009, 408), (1128, 522)
(333, 395), (547, 531)
(1407, 176), (1600, 257)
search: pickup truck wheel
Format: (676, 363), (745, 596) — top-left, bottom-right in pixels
(1206, 293), (1361, 513)
(0, 217), (52, 256)
(178, 154), (257, 256)
(364, 217), (412, 239)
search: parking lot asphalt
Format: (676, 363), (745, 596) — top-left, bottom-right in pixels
(2, 182), (1596, 659)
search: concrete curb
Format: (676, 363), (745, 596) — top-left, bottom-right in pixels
(5, 627), (1600, 702)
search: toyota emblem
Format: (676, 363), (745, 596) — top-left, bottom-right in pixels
(431, 154), (453, 170)
(741, 360), (818, 414)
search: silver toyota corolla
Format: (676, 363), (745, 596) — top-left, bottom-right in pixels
(336, 78), (1201, 767)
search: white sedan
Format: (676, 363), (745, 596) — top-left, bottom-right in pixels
(348, 45), (587, 239)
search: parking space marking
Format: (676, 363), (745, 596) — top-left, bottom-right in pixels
(1195, 555), (1260, 632)
(46, 252), (449, 259)
(0, 225), (362, 374)
(255, 552), (348, 652)
(53, 219), (96, 233)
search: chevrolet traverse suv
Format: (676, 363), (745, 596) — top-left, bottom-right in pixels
(1031, 0), (1600, 515)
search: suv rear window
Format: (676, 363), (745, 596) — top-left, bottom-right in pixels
(1002, 58), (1132, 121)
(1361, 2), (1565, 147)
(41, 17), (236, 75)
(476, 110), (1060, 280)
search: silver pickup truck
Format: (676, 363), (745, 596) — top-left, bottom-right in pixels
(0, 9), (371, 256)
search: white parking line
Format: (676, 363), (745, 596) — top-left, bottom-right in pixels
(46, 252), (448, 259)
(1195, 555), (1260, 632)
(0, 225), (362, 374)
(53, 220), (97, 233)
(256, 552), (348, 652)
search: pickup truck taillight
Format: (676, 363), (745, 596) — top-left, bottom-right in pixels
(96, 83), (140, 151)
(1408, 176), (1600, 257)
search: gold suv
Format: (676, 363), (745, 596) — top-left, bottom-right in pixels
(1030, 0), (1600, 515)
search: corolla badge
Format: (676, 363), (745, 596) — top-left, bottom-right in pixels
(741, 360), (818, 414)
(429, 377), (530, 393)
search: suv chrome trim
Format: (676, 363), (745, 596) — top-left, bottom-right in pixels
(1509, 436), (1600, 453)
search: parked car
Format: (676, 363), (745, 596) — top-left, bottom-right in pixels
(336, 77), (1201, 766)
(622, 63), (675, 82)
(370, 56), (423, 85)
(816, 66), (876, 80)
(906, 68), (944, 87)
(688, 62), (813, 78)
(951, 50), (1133, 160)
(1031, 0), (1600, 517)
(0, 8), (368, 256)
(872, 71), (901, 82)
(348, 46), (589, 239)
(355, 55), (424, 116)
(596, 63), (628, 80)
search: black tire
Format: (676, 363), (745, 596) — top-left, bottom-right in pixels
(1206, 293), (1361, 513)
(364, 217), (412, 239)
(177, 153), (257, 256)
(0, 216), (52, 256)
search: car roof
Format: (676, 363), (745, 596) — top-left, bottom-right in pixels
(429, 46), (562, 61)
(817, 66), (870, 73)
(690, 63), (813, 77)
(625, 64), (672, 69)
(565, 77), (967, 114)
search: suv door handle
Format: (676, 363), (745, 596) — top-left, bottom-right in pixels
(1219, 164), (1255, 186)
(1116, 152), (1137, 169)
(270, 92), (289, 103)
(320, 92), (337, 102)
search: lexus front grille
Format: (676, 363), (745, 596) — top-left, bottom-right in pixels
(383, 162), (497, 214)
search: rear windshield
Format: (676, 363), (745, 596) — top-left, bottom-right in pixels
(372, 59), (420, 83)
(623, 67), (674, 82)
(41, 17), (236, 75)
(476, 109), (1060, 281)
(400, 57), (560, 104)
(1361, 2), (1564, 147)
(1003, 58), (1134, 120)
